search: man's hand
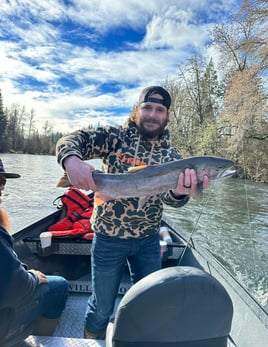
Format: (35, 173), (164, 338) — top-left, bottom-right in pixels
(172, 168), (209, 197)
(63, 156), (97, 191)
(28, 270), (49, 284)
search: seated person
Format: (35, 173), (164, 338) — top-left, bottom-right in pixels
(0, 158), (68, 346)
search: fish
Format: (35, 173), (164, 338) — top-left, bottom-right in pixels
(56, 172), (71, 188)
(92, 155), (235, 207)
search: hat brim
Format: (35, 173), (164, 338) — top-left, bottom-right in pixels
(5, 173), (21, 179)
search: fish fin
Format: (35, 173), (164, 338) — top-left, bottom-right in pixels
(194, 182), (204, 202)
(128, 165), (147, 173)
(94, 191), (111, 206)
(137, 196), (149, 210)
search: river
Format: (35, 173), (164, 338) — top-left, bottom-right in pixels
(1, 153), (267, 311)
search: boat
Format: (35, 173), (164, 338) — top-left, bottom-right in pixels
(8, 192), (268, 347)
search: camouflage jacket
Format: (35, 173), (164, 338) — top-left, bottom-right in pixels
(56, 121), (189, 239)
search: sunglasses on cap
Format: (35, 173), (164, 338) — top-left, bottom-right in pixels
(0, 173), (7, 186)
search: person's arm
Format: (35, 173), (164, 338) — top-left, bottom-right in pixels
(63, 156), (97, 192)
(0, 208), (11, 232)
(56, 128), (112, 167)
(0, 226), (40, 307)
(56, 128), (113, 191)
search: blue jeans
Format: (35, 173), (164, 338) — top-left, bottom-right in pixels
(2, 275), (68, 346)
(85, 233), (161, 334)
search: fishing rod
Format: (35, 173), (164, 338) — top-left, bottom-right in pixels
(177, 181), (216, 265)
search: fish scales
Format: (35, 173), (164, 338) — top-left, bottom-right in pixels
(92, 156), (235, 200)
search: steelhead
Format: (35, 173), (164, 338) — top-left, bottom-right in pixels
(92, 156), (235, 202)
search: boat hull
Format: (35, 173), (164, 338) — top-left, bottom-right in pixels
(6, 209), (268, 347)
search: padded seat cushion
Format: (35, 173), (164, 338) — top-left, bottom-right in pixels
(107, 266), (233, 347)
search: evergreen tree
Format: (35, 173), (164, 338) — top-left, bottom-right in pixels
(0, 89), (8, 152)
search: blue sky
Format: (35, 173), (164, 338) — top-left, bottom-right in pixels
(0, 0), (240, 133)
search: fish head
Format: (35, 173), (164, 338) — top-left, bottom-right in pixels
(195, 156), (236, 181)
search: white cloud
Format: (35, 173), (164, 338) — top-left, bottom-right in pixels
(0, 0), (240, 133)
(141, 13), (208, 50)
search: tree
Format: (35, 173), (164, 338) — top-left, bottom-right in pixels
(0, 89), (8, 152)
(238, 0), (268, 72)
(221, 66), (267, 180)
(23, 108), (37, 153)
(211, 0), (268, 181)
(211, 0), (267, 74)
(5, 104), (27, 152)
(167, 56), (223, 156)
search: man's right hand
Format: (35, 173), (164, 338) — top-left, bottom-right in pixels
(63, 156), (97, 192)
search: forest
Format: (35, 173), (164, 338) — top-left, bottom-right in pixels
(0, 0), (267, 182)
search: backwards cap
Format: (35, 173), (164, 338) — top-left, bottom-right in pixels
(138, 86), (171, 110)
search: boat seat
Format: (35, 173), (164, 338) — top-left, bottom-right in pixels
(23, 236), (93, 256)
(23, 236), (183, 260)
(106, 266), (233, 347)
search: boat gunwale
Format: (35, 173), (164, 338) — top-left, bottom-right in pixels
(162, 211), (268, 329)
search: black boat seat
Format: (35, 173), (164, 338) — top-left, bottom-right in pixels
(106, 266), (233, 347)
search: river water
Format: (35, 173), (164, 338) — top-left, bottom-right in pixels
(1, 153), (268, 311)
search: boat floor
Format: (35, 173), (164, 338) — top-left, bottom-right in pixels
(21, 291), (236, 347)
(23, 292), (106, 346)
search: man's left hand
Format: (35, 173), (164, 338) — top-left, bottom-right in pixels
(172, 168), (209, 197)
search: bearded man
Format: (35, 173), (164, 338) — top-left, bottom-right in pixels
(56, 85), (209, 339)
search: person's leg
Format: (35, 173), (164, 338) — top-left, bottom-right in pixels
(3, 275), (68, 345)
(37, 275), (68, 319)
(84, 233), (129, 338)
(32, 275), (68, 335)
(128, 233), (161, 283)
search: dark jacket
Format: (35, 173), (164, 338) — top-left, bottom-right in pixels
(0, 226), (38, 308)
(56, 121), (189, 239)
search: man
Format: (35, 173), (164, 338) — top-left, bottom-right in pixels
(56, 85), (209, 339)
(0, 158), (68, 347)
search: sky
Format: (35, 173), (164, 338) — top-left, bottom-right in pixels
(0, 0), (241, 134)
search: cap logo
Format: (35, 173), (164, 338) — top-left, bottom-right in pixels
(146, 97), (166, 106)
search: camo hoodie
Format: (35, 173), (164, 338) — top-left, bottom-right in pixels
(56, 121), (189, 239)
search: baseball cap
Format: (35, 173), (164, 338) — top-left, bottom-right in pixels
(138, 86), (171, 110)
(0, 158), (21, 179)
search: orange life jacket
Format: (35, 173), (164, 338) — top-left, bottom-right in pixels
(48, 187), (94, 239)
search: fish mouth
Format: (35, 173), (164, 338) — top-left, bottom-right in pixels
(217, 168), (236, 179)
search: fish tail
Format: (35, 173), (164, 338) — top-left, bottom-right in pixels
(94, 192), (110, 206)
(57, 172), (72, 188)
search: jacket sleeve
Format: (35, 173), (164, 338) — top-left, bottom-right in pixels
(0, 227), (39, 308)
(56, 127), (113, 167)
(160, 190), (190, 208)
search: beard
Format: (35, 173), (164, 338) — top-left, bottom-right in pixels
(137, 116), (168, 139)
